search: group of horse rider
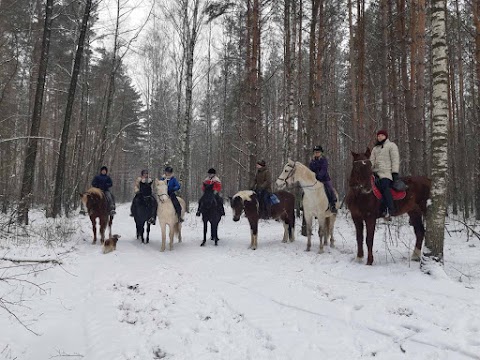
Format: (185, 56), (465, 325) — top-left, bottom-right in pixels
(88, 129), (400, 221)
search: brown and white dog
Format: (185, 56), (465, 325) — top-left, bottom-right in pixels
(102, 234), (121, 254)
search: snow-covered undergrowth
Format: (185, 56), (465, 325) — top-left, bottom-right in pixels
(1, 205), (479, 359)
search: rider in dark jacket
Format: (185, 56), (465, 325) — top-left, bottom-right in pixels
(91, 166), (116, 215)
(309, 146), (337, 214)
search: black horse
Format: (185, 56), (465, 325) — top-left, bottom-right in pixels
(132, 181), (157, 244)
(198, 183), (223, 246)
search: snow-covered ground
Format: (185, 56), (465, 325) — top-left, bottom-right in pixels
(1, 204), (480, 360)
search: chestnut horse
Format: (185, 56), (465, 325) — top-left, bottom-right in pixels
(230, 190), (295, 250)
(346, 149), (431, 265)
(80, 187), (113, 244)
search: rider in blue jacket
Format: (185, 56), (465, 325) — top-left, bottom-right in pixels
(160, 166), (183, 222)
(91, 166), (116, 215)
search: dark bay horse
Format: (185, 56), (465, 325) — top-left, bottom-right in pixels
(132, 181), (157, 244)
(80, 187), (113, 244)
(198, 183), (223, 247)
(230, 190), (295, 250)
(346, 148), (431, 265)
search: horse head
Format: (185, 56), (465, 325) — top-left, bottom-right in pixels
(276, 159), (297, 189)
(155, 179), (169, 203)
(139, 180), (153, 197)
(80, 188), (105, 214)
(350, 148), (373, 192)
(202, 183), (217, 210)
(230, 190), (255, 222)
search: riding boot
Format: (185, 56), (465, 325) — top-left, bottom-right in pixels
(215, 194), (225, 216)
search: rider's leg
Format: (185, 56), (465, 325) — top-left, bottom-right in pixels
(170, 193), (183, 222)
(379, 178), (395, 216)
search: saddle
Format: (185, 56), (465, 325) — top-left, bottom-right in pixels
(371, 176), (406, 201)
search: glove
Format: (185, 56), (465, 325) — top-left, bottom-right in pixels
(196, 211), (201, 217)
(392, 173), (399, 181)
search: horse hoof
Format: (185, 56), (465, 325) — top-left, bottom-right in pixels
(366, 261), (373, 266)
(251, 247), (256, 250)
(200, 242), (206, 247)
(305, 248), (310, 252)
(215, 242), (218, 246)
(318, 249), (324, 254)
(330, 243), (335, 248)
(355, 257), (363, 263)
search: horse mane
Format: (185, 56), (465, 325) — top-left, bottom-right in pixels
(293, 161), (317, 183)
(233, 190), (255, 202)
(85, 187), (104, 198)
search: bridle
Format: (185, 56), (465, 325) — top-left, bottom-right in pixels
(277, 162), (296, 186)
(278, 162), (318, 188)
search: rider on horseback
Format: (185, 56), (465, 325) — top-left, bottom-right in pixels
(309, 145), (337, 214)
(91, 166), (116, 216)
(370, 129), (400, 219)
(130, 169), (158, 224)
(251, 160), (272, 219)
(196, 168), (225, 217)
(160, 166), (184, 222)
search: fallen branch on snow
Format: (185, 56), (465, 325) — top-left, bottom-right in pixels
(0, 257), (63, 265)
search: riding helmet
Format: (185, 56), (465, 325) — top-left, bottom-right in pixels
(164, 166), (173, 173)
(256, 160), (266, 167)
(207, 168), (216, 174)
(100, 166), (108, 172)
(313, 145), (323, 152)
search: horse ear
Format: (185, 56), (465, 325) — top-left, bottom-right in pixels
(350, 151), (357, 158)
(78, 192), (83, 198)
(365, 147), (371, 157)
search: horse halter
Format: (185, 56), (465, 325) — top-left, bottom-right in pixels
(278, 163), (296, 186)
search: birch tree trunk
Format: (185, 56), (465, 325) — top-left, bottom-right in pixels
(18, 0), (54, 224)
(423, 0), (448, 266)
(178, 0), (200, 208)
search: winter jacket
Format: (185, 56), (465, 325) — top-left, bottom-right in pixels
(92, 174), (112, 191)
(160, 176), (181, 194)
(370, 139), (400, 180)
(251, 167), (272, 193)
(309, 156), (331, 182)
(134, 177), (153, 193)
(202, 175), (222, 193)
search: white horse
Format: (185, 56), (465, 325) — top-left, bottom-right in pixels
(276, 160), (337, 253)
(154, 179), (186, 252)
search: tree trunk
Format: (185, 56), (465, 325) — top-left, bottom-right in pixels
(18, 0), (54, 224)
(423, 0), (448, 267)
(473, 1), (480, 219)
(51, 0), (93, 218)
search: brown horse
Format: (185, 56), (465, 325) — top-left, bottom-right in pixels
(80, 187), (113, 245)
(346, 149), (431, 265)
(230, 190), (295, 250)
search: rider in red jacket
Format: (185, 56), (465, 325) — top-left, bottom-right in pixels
(197, 168), (225, 216)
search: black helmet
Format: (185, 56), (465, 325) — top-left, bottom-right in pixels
(256, 160), (266, 167)
(100, 166), (108, 172)
(313, 145), (323, 152)
(164, 166), (173, 173)
(141, 169), (148, 176)
(207, 168), (216, 174)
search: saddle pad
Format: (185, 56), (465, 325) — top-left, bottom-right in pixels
(269, 194), (280, 205)
(371, 176), (406, 201)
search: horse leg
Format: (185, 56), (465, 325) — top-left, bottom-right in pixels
(213, 219), (219, 246)
(248, 218), (258, 250)
(282, 222), (289, 243)
(146, 222), (150, 244)
(176, 222), (182, 243)
(408, 211), (425, 261)
(91, 217), (97, 245)
(317, 216), (326, 254)
(108, 215), (112, 239)
(353, 217), (364, 261)
(305, 214), (313, 252)
(365, 217), (376, 265)
(169, 224), (175, 251)
(141, 222), (145, 244)
(160, 223), (167, 252)
(201, 219), (207, 246)
(329, 215), (336, 248)
(100, 217), (106, 245)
